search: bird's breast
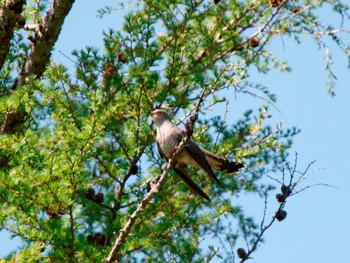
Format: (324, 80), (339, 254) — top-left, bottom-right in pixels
(158, 132), (179, 158)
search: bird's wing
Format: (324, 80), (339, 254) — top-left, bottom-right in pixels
(185, 140), (224, 189)
(173, 165), (211, 201)
(173, 126), (186, 142)
(156, 140), (167, 160)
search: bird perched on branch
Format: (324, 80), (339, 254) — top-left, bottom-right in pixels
(151, 109), (244, 201)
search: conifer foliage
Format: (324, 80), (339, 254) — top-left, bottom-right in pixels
(0, 0), (349, 262)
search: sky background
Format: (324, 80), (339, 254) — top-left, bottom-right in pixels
(1, 1), (350, 262)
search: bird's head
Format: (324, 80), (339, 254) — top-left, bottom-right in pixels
(151, 109), (172, 126)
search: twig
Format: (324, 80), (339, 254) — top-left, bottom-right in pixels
(185, 85), (208, 137)
(238, 156), (324, 262)
(214, 100), (229, 152)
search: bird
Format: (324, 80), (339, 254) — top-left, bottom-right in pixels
(151, 109), (245, 201)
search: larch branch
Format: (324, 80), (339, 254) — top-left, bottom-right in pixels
(0, 0), (25, 70)
(0, 0), (75, 135)
(18, 0), (76, 85)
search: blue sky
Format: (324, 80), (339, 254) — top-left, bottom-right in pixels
(235, 37), (350, 262)
(1, 1), (349, 262)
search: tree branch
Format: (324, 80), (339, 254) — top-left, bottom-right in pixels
(0, 0), (75, 135)
(0, 0), (25, 70)
(103, 159), (173, 263)
(18, 0), (75, 85)
(238, 156), (318, 262)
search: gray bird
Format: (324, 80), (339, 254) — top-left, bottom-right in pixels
(151, 109), (244, 201)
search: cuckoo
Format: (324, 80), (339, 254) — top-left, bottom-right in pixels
(151, 109), (244, 201)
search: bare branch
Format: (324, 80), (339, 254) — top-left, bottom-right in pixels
(238, 156), (321, 262)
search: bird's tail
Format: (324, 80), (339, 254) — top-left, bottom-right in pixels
(173, 166), (211, 201)
(204, 150), (245, 173)
(218, 159), (245, 173)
